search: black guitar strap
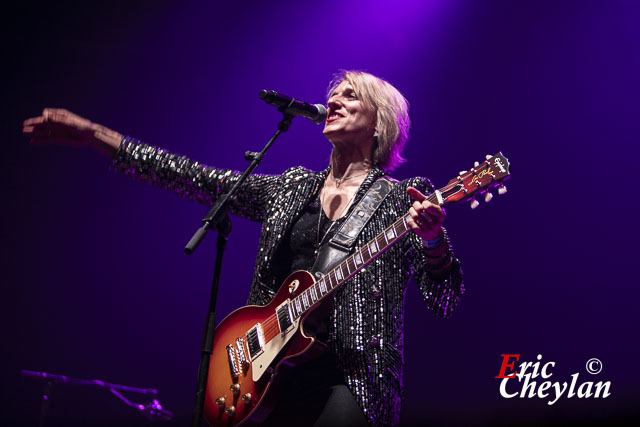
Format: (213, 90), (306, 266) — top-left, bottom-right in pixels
(311, 177), (396, 275)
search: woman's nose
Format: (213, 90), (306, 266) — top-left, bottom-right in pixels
(327, 97), (342, 109)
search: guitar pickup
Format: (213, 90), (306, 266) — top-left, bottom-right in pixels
(246, 323), (264, 359)
(276, 302), (293, 333)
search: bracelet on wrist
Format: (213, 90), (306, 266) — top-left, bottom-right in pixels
(423, 232), (445, 249)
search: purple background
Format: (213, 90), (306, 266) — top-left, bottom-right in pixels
(3, 1), (639, 425)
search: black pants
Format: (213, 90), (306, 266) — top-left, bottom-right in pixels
(262, 354), (369, 427)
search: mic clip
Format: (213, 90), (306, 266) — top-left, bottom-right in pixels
(245, 151), (259, 161)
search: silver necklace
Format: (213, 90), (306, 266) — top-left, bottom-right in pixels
(333, 171), (370, 188)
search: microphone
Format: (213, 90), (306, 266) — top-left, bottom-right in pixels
(260, 90), (327, 124)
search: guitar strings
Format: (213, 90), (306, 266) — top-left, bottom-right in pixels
(251, 193), (441, 344)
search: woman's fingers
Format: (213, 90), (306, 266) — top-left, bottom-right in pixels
(423, 204), (445, 221)
(407, 186), (426, 202)
(23, 116), (46, 127)
(406, 186), (446, 240)
(23, 109), (121, 156)
(23, 108), (93, 145)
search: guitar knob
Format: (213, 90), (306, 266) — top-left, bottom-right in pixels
(484, 192), (493, 203)
(498, 184), (507, 195)
(485, 154), (492, 160)
(225, 406), (235, 416)
(288, 279), (300, 295)
(230, 383), (240, 394)
(458, 170), (467, 175)
(470, 199), (480, 209)
(474, 161), (480, 167)
(241, 393), (252, 403)
(215, 397), (225, 407)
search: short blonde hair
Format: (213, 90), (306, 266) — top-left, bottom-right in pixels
(327, 70), (410, 172)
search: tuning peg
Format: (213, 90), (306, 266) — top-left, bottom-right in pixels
(498, 184), (507, 195)
(458, 170), (467, 175)
(474, 161), (480, 167)
(470, 198), (480, 209)
(484, 192), (493, 202)
(485, 154), (492, 160)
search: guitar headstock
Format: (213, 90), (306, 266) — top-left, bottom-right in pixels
(438, 152), (511, 208)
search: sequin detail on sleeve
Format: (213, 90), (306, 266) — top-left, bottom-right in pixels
(112, 136), (281, 222)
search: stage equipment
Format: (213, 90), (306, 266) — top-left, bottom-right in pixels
(259, 90), (327, 124)
(21, 369), (173, 426)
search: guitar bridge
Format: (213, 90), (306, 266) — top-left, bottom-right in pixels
(226, 344), (240, 378)
(236, 338), (249, 370)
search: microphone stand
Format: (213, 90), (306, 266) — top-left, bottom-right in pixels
(186, 104), (296, 427)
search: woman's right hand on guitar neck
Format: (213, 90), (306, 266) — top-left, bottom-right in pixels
(23, 108), (123, 157)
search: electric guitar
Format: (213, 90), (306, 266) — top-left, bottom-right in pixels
(203, 153), (511, 426)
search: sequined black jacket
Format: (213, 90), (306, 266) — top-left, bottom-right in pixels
(113, 137), (464, 426)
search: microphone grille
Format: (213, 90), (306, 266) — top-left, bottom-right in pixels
(312, 104), (327, 124)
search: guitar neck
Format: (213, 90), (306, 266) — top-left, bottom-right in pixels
(286, 151), (511, 321)
(287, 192), (440, 320)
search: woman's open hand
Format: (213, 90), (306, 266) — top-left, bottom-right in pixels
(23, 108), (122, 156)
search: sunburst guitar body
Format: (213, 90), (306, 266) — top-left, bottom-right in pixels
(204, 270), (326, 426)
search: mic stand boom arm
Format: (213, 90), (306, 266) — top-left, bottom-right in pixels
(186, 104), (297, 427)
